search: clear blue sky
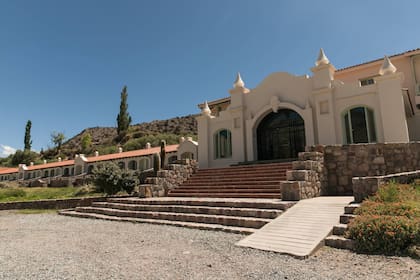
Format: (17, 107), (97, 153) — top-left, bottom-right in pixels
(1, 0), (419, 156)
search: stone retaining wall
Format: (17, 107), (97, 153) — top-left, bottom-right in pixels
(280, 152), (325, 200)
(0, 196), (109, 210)
(309, 142), (420, 196)
(139, 160), (198, 198)
(352, 170), (420, 202)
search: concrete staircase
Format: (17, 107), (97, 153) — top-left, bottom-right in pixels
(168, 162), (292, 199)
(59, 197), (295, 234)
(324, 203), (360, 250)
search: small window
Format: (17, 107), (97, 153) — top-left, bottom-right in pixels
(359, 77), (376, 86)
(343, 107), (377, 144)
(128, 160), (137, 170)
(139, 158), (150, 171)
(214, 129), (232, 159)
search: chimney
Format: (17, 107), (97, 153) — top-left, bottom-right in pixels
(43, 160), (47, 164)
(179, 137), (185, 143)
(58, 157), (62, 162)
(118, 147), (123, 153)
(187, 137), (193, 142)
(145, 143), (151, 149)
(95, 151), (99, 157)
(30, 162), (34, 166)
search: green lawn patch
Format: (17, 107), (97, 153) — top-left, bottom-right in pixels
(346, 182), (420, 257)
(0, 186), (102, 203)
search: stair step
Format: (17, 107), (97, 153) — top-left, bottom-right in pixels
(180, 181), (283, 186)
(195, 170), (289, 176)
(332, 224), (348, 236)
(92, 202), (283, 219)
(75, 207), (271, 228)
(344, 203), (361, 214)
(176, 185), (281, 189)
(59, 210), (256, 234)
(167, 193), (281, 199)
(339, 214), (356, 224)
(108, 198), (294, 210)
(325, 235), (355, 250)
(170, 188), (280, 193)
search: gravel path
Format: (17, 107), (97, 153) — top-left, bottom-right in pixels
(0, 211), (418, 280)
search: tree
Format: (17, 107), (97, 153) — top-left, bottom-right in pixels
(51, 132), (65, 152)
(116, 85), (132, 141)
(11, 150), (39, 166)
(24, 120), (32, 151)
(80, 132), (92, 154)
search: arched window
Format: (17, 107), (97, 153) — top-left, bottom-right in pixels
(44, 170), (49, 178)
(118, 161), (125, 170)
(50, 169), (55, 177)
(168, 155), (178, 164)
(63, 168), (69, 176)
(128, 160), (137, 170)
(214, 129), (232, 159)
(343, 107), (376, 144)
(139, 158), (150, 171)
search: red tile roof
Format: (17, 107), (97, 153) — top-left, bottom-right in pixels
(26, 160), (75, 171)
(0, 144), (179, 175)
(0, 167), (18, 175)
(86, 144), (179, 163)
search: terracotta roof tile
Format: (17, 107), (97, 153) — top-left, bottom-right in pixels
(0, 167), (18, 175)
(86, 144), (179, 163)
(26, 160), (75, 171)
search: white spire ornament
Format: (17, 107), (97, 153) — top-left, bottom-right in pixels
(315, 48), (330, 66)
(202, 101), (212, 117)
(233, 72), (245, 88)
(378, 56), (397, 76)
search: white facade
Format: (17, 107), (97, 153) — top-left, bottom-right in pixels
(198, 50), (415, 168)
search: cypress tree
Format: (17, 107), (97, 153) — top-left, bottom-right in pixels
(24, 120), (32, 151)
(116, 85), (132, 140)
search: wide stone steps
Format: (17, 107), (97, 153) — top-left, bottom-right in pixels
(60, 211), (257, 234)
(168, 162), (292, 199)
(59, 197), (295, 234)
(92, 202), (283, 219)
(108, 197), (293, 210)
(168, 192), (282, 199)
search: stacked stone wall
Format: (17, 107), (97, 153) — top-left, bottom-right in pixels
(309, 142), (420, 196)
(138, 160), (198, 198)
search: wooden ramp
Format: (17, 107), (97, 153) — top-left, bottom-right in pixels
(236, 196), (354, 258)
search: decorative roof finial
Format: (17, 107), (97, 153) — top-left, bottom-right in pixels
(315, 48), (330, 66)
(379, 56), (397, 76)
(202, 101), (212, 117)
(233, 72), (245, 88)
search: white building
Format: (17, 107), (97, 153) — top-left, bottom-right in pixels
(197, 49), (420, 168)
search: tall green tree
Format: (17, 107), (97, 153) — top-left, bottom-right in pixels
(24, 120), (32, 151)
(116, 85), (132, 141)
(51, 131), (66, 152)
(81, 132), (92, 154)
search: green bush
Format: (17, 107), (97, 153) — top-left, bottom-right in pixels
(355, 201), (419, 219)
(346, 215), (420, 254)
(92, 162), (138, 195)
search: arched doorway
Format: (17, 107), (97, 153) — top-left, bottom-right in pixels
(257, 109), (305, 160)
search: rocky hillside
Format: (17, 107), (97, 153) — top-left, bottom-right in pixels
(51, 114), (198, 158)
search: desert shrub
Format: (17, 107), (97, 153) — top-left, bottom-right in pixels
(370, 182), (419, 203)
(346, 215), (420, 254)
(92, 162), (124, 195)
(354, 201), (419, 219)
(92, 162), (138, 195)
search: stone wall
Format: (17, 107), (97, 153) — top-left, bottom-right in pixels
(309, 142), (420, 195)
(352, 170), (420, 202)
(138, 160), (198, 198)
(0, 196), (109, 210)
(280, 152), (325, 200)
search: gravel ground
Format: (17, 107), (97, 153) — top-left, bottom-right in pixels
(0, 211), (418, 280)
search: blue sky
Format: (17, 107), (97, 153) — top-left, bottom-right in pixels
(1, 0), (419, 156)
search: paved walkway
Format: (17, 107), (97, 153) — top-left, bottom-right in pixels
(236, 196), (354, 258)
